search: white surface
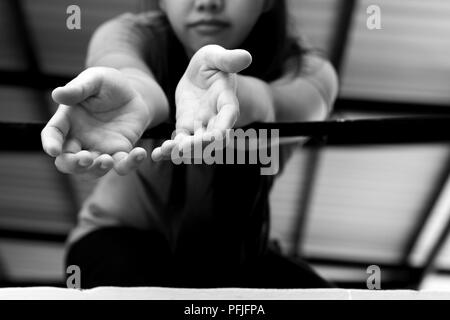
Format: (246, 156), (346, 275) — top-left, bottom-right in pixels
(1, 287), (450, 300)
(421, 274), (450, 291)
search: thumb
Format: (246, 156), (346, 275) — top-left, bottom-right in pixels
(204, 45), (252, 74)
(52, 68), (103, 105)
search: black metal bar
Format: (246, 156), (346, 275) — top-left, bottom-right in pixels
(289, 141), (324, 256)
(410, 203), (450, 288)
(401, 154), (450, 266)
(330, 0), (358, 74)
(0, 71), (71, 89)
(310, 258), (425, 288)
(436, 268), (450, 276)
(3, 117), (450, 151)
(335, 98), (450, 115)
(305, 256), (421, 289)
(0, 280), (65, 288)
(305, 256), (417, 272)
(0, 228), (68, 243)
(8, 0), (40, 74)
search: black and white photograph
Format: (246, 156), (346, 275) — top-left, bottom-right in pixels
(1, 0), (450, 307)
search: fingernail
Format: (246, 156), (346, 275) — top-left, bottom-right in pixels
(136, 154), (145, 161)
(78, 159), (90, 167)
(100, 162), (109, 170)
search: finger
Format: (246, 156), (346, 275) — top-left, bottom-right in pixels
(151, 147), (177, 162)
(152, 143), (184, 162)
(112, 151), (127, 164)
(159, 140), (177, 159)
(178, 134), (196, 155)
(193, 127), (207, 145)
(151, 147), (164, 162)
(204, 118), (220, 142)
(78, 154), (114, 180)
(174, 129), (191, 144)
(204, 126), (223, 144)
(197, 128), (220, 160)
(205, 45), (252, 73)
(206, 117), (216, 132)
(54, 150), (95, 174)
(62, 138), (82, 153)
(113, 148), (147, 176)
(158, 131), (190, 161)
(185, 128), (206, 157)
(214, 88), (239, 133)
(213, 104), (239, 132)
(52, 69), (102, 106)
(41, 105), (71, 157)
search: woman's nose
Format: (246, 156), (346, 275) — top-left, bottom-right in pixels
(194, 0), (224, 13)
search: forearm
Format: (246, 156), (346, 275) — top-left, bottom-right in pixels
(235, 75), (275, 126)
(120, 68), (170, 129)
(236, 59), (338, 125)
(272, 59), (338, 122)
(270, 77), (330, 123)
(236, 74), (331, 126)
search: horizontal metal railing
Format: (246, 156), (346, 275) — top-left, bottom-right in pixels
(1, 116), (450, 152)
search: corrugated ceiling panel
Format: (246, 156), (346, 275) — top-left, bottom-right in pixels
(289, 0), (337, 54)
(270, 147), (309, 253)
(340, 0), (450, 105)
(0, 240), (64, 282)
(0, 1), (27, 70)
(301, 144), (449, 264)
(22, 0), (141, 75)
(0, 153), (75, 234)
(0, 87), (47, 122)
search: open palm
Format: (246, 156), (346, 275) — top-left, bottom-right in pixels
(151, 45), (252, 161)
(42, 67), (151, 178)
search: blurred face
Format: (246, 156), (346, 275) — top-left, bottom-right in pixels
(159, 0), (269, 56)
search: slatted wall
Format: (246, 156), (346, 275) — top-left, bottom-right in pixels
(340, 0), (450, 105)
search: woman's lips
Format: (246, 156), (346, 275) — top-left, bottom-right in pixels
(188, 20), (230, 34)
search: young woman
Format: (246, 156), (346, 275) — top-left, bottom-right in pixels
(41, 0), (338, 288)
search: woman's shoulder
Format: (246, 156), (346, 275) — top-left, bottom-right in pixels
(114, 10), (169, 30)
(91, 11), (170, 41)
(86, 11), (171, 66)
(88, 10), (184, 67)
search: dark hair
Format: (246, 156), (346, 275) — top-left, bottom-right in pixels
(239, 0), (307, 82)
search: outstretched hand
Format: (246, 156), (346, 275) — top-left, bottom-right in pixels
(41, 67), (151, 179)
(151, 45), (252, 161)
